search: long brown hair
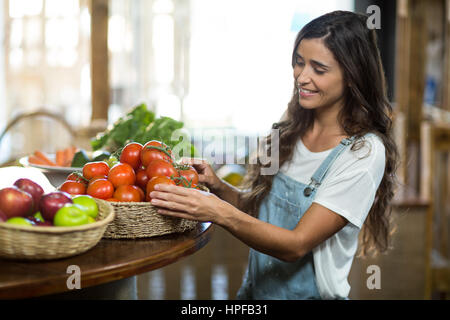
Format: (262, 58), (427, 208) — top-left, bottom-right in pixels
(240, 11), (400, 257)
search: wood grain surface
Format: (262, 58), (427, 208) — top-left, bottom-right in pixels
(0, 222), (213, 299)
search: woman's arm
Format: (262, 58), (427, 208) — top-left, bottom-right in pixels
(150, 184), (348, 262)
(180, 158), (244, 209)
(212, 179), (244, 209)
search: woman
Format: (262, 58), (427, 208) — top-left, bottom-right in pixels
(150, 10), (399, 299)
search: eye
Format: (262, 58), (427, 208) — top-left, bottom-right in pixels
(314, 69), (325, 75)
(295, 56), (304, 66)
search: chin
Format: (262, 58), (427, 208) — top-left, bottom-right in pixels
(299, 101), (319, 110)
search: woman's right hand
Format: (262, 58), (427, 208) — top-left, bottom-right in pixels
(179, 158), (224, 192)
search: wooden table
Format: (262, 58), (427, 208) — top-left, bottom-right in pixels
(0, 222), (214, 299)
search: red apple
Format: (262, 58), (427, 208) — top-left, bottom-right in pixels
(35, 220), (53, 227)
(0, 209), (7, 222)
(39, 191), (73, 222)
(0, 187), (34, 218)
(13, 178), (44, 214)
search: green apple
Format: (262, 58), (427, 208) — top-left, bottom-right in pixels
(6, 217), (33, 226)
(34, 211), (44, 222)
(72, 195), (98, 219)
(87, 216), (96, 224)
(54, 204), (89, 227)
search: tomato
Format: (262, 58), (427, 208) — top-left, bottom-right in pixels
(177, 165), (199, 187)
(107, 162), (136, 188)
(86, 179), (114, 200)
(59, 180), (86, 196)
(113, 185), (142, 202)
(120, 142), (143, 170)
(88, 175), (108, 186)
(146, 176), (176, 201)
(82, 161), (110, 180)
(106, 198), (119, 202)
(146, 159), (179, 180)
(134, 186), (145, 202)
(66, 172), (88, 186)
(140, 140), (173, 167)
(135, 168), (149, 190)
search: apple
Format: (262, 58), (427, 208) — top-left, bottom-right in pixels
(53, 204), (89, 227)
(0, 209), (7, 222)
(39, 191), (73, 222)
(72, 195), (98, 218)
(13, 178), (44, 214)
(34, 211), (45, 222)
(36, 220), (53, 227)
(6, 217), (33, 226)
(0, 187), (34, 218)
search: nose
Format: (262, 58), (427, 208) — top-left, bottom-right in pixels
(294, 66), (311, 87)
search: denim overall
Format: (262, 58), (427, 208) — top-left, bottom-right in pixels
(236, 136), (355, 300)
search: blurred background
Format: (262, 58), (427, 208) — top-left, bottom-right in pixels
(0, 0), (449, 300)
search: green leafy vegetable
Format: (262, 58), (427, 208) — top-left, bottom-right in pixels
(91, 103), (197, 159)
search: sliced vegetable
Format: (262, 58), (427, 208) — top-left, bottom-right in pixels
(33, 151), (57, 166)
(71, 150), (91, 168)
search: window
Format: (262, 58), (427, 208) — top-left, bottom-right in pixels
(4, 0), (91, 127)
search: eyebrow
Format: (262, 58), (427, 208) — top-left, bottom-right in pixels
(295, 53), (330, 70)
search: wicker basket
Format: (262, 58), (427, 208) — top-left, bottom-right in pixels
(103, 202), (197, 239)
(103, 186), (209, 239)
(0, 199), (115, 260)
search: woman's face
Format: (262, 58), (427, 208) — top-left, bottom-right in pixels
(293, 38), (346, 112)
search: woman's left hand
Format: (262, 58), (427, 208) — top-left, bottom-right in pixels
(149, 184), (228, 223)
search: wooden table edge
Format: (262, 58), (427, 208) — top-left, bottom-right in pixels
(0, 223), (214, 299)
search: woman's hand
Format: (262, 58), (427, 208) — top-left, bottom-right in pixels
(179, 158), (224, 193)
(149, 183), (230, 224)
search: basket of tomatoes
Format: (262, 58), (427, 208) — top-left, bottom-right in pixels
(58, 140), (206, 239)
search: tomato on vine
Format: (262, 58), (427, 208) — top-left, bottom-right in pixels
(140, 140), (173, 167)
(176, 165), (199, 187)
(145, 159), (179, 180)
(82, 161), (110, 180)
(120, 142), (143, 170)
(108, 162), (136, 188)
(146, 176), (176, 201)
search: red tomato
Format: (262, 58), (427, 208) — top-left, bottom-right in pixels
(135, 168), (149, 190)
(134, 186), (145, 202)
(146, 176), (176, 202)
(66, 172), (88, 186)
(177, 165), (199, 187)
(140, 140), (173, 167)
(88, 175), (108, 186)
(106, 198), (119, 202)
(82, 161), (110, 180)
(87, 179), (114, 200)
(146, 159), (179, 180)
(107, 162), (136, 188)
(120, 142), (143, 170)
(59, 180), (86, 195)
(113, 185), (142, 202)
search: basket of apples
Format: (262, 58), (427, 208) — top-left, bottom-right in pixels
(57, 140), (206, 239)
(0, 178), (115, 260)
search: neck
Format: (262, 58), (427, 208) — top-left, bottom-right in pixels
(310, 103), (345, 137)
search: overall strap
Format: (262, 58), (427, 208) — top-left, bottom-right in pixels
(303, 136), (355, 197)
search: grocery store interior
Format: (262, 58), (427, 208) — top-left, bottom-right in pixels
(0, 0), (450, 300)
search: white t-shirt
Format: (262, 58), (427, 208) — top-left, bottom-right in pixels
(279, 133), (386, 299)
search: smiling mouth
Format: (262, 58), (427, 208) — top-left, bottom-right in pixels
(298, 88), (318, 94)
(298, 88), (319, 97)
